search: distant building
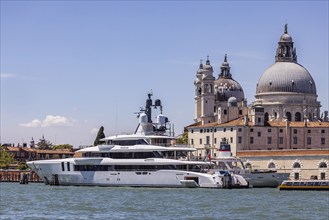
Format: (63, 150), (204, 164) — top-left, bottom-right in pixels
(5, 146), (74, 165)
(187, 25), (329, 180)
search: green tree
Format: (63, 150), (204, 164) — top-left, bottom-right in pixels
(0, 146), (16, 169)
(52, 144), (73, 151)
(94, 126), (106, 146)
(17, 163), (28, 170)
(176, 131), (188, 145)
(37, 136), (52, 149)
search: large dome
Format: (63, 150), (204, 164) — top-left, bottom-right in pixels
(256, 62), (316, 95)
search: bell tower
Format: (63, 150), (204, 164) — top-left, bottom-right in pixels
(200, 56), (215, 125)
(194, 60), (203, 122)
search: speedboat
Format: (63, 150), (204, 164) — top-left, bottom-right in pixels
(211, 141), (289, 188)
(27, 144), (248, 188)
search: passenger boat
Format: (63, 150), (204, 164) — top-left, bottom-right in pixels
(279, 179), (329, 190)
(211, 141), (289, 188)
(27, 144), (248, 188)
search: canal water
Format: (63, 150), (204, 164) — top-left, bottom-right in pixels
(0, 183), (328, 219)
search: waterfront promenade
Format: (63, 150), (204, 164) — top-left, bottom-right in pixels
(0, 170), (41, 183)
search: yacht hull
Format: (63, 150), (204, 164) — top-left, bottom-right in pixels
(242, 171), (289, 188)
(27, 159), (221, 188)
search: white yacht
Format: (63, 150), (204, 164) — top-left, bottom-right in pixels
(27, 144), (248, 188)
(212, 141), (289, 187)
(27, 93), (249, 188)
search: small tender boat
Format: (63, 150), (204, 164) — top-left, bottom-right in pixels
(212, 141), (289, 188)
(279, 179), (329, 191)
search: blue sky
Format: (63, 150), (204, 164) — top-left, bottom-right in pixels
(1, 1), (328, 147)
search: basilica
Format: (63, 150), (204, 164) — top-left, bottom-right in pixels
(187, 25), (329, 180)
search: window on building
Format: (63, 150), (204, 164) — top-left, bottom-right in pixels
(250, 137), (254, 144)
(279, 137), (283, 144)
(293, 137), (298, 144)
(214, 138), (217, 144)
(320, 173), (326, 180)
(268, 162), (276, 169)
(191, 139), (194, 145)
(267, 137), (272, 144)
(191, 130), (194, 133)
(250, 129), (254, 132)
(230, 128), (233, 132)
(230, 137), (233, 143)
(321, 138), (326, 145)
(307, 129), (311, 134)
(295, 112), (302, 122)
(321, 129), (325, 133)
(257, 132), (261, 137)
(223, 128), (226, 132)
(238, 128), (242, 132)
(307, 137), (311, 145)
(238, 136), (242, 144)
(207, 129), (209, 133)
(268, 129), (271, 133)
(257, 117), (261, 123)
(293, 129), (297, 134)
(294, 172), (300, 180)
(239, 110), (242, 115)
(206, 136), (210, 145)
(279, 129), (283, 133)
(214, 129), (217, 132)
(319, 162), (327, 168)
(200, 129), (203, 133)
(224, 109), (227, 115)
(293, 162), (301, 169)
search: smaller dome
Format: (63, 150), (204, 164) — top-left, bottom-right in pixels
(228, 97), (237, 103)
(280, 33), (292, 42)
(203, 56), (213, 71)
(196, 60), (203, 74)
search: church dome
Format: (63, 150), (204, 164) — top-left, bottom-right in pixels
(215, 78), (245, 101)
(215, 54), (244, 102)
(280, 33), (292, 42)
(256, 62), (316, 95)
(203, 58), (213, 71)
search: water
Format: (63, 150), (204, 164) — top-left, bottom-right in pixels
(1, 183), (328, 220)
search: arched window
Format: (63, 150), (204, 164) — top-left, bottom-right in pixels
(268, 162), (276, 169)
(293, 162), (301, 169)
(286, 112), (292, 121)
(319, 162), (327, 168)
(295, 112), (302, 121)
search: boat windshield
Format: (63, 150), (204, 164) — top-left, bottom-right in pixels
(106, 139), (148, 146)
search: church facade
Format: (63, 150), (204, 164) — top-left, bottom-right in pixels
(187, 25), (329, 180)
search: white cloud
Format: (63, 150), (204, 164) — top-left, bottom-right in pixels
(0, 73), (16, 79)
(19, 115), (76, 128)
(91, 128), (99, 134)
